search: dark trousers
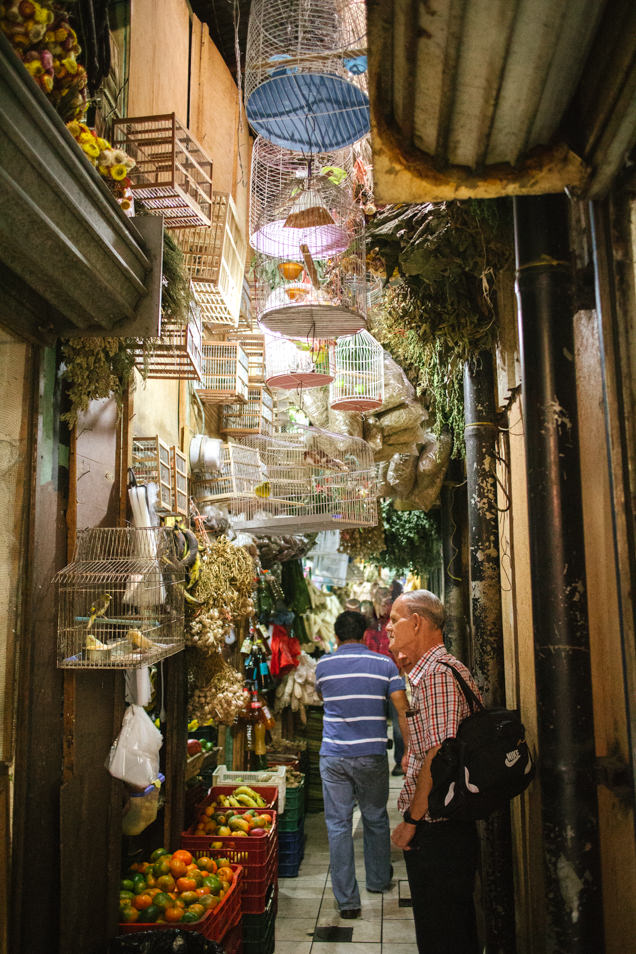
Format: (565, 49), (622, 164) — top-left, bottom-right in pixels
(404, 819), (480, 954)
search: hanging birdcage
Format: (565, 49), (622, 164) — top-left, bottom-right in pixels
(329, 329), (384, 412)
(131, 437), (173, 513)
(228, 426), (378, 533)
(56, 527), (185, 669)
(133, 292), (204, 382)
(221, 385), (274, 436)
(195, 341), (249, 406)
(265, 332), (334, 389)
(111, 114), (213, 227)
(244, 0), (369, 152)
(237, 333), (266, 383)
(190, 442), (264, 506)
(170, 446), (189, 516)
(172, 193), (246, 326)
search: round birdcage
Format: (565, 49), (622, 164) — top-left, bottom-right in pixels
(244, 0), (369, 152)
(265, 332), (334, 389)
(329, 329), (384, 412)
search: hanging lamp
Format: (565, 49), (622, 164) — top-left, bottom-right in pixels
(244, 0), (370, 152)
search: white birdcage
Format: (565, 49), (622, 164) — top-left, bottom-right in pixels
(190, 442), (264, 505)
(131, 437), (174, 513)
(55, 527), (185, 669)
(133, 293), (204, 382)
(244, 0), (369, 152)
(195, 341), (249, 406)
(237, 333), (266, 383)
(170, 446), (189, 516)
(228, 426), (378, 533)
(221, 385), (274, 436)
(329, 329), (384, 412)
(265, 332), (334, 389)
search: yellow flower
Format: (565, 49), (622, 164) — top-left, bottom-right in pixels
(62, 55), (78, 74)
(110, 164), (128, 181)
(25, 60), (44, 77)
(66, 120), (82, 137)
(41, 73), (53, 93)
(96, 137), (111, 151)
(82, 141), (100, 158)
(97, 165), (110, 177)
(33, 4), (53, 24)
(78, 131), (94, 143)
(119, 198), (132, 211)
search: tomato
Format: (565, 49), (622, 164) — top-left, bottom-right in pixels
(132, 873), (148, 894)
(182, 910), (201, 923)
(216, 867), (234, 884)
(168, 858), (188, 879)
(150, 848), (170, 863)
(172, 849), (193, 866)
(145, 873), (157, 888)
(197, 894), (216, 910)
(156, 874), (176, 893)
(120, 906), (139, 924)
(164, 906), (183, 923)
(196, 856), (216, 872)
(133, 893), (154, 911)
(153, 857), (172, 878)
(142, 904), (160, 923)
(119, 890), (135, 903)
(202, 874), (221, 893)
(152, 892), (172, 910)
(214, 858), (231, 869)
(176, 877), (197, 893)
(179, 891), (199, 906)
(188, 903), (205, 918)
(120, 879), (135, 893)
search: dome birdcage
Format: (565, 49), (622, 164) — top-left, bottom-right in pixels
(265, 332), (334, 389)
(329, 329), (384, 412)
(244, 0), (369, 152)
(228, 426), (378, 533)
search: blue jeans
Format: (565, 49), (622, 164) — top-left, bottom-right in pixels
(389, 698), (404, 766)
(319, 753), (392, 909)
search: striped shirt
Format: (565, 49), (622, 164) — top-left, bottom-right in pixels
(315, 642), (405, 757)
(397, 643), (481, 816)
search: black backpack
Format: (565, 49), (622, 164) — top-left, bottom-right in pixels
(428, 663), (535, 821)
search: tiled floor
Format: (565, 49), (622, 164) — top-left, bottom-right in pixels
(274, 773), (419, 953)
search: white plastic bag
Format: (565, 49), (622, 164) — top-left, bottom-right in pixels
(107, 704), (163, 788)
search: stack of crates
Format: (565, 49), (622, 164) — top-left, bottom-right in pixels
(242, 882), (276, 954)
(278, 775), (306, 878)
(302, 706), (325, 812)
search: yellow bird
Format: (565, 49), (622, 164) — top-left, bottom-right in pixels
(86, 592), (112, 630)
(254, 481), (271, 499)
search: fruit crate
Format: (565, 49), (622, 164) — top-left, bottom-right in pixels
(278, 820), (305, 878)
(208, 784), (279, 811)
(118, 863), (243, 941)
(209, 840), (277, 915)
(213, 764), (287, 812)
(181, 806), (278, 860)
(278, 777), (305, 832)
(242, 882), (276, 954)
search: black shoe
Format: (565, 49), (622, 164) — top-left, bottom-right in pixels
(367, 865), (394, 893)
(340, 908), (361, 919)
(391, 765), (404, 776)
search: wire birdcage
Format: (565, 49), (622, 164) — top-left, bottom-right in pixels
(329, 329), (384, 412)
(190, 442), (264, 506)
(172, 193), (246, 326)
(131, 437), (173, 513)
(244, 0), (369, 152)
(195, 341), (249, 406)
(111, 114), (213, 227)
(133, 293), (204, 382)
(221, 386), (274, 436)
(56, 527), (185, 669)
(229, 426), (378, 532)
(265, 332), (334, 389)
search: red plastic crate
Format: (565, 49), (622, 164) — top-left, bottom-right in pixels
(182, 806), (278, 862)
(207, 784), (279, 810)
(118, 864), (243, 941)
(222, 921), (244, 954)
(209, 840), (277, 914)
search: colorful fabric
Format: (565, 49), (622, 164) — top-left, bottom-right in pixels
(316, 643), (404, 757)
(363, 622), (398, 665)
(398, 643), (481, 815)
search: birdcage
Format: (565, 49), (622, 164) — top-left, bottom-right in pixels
(172, 193), (246, 325)
(329, 329), (384, 412)
(190, 442), (264, 505)
(228, 427), (378, 532)
(56, 527), (185, 669)
(221, 386), (274, 436)
(131, 437), (173, 513)
(244, 0), (369, 152)
(236, 333), (266, 383)
(265, 333), (334, 389)
(111, 114), (213, 227)
(195, 342), (249, 406)
(170, 446), (188, 516)
(133, 293), (204, 381)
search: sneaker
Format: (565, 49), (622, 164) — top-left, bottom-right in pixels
(367, 865), (394, 893)
(391, 765), (404, 776)
(340, 908), (361, 919)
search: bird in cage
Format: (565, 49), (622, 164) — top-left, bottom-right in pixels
(86, 592), (112, 630)
(254, 480), (272, 498)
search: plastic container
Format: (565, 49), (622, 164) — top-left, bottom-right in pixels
(209, 840), (277, 914)
(278, 777), (305, 832)
(122, 774), (165, 836)
(278, 821), (305, 878)
(242, 883), (276, 954)
(118, 864), (243, 942)
(207, 784), (279, 811)
(220, 922), (243, 954)
(182, 806), (278, 861)
(212, 764), (287, 812)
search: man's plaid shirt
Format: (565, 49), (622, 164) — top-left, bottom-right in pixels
(397, 642), (481, 817)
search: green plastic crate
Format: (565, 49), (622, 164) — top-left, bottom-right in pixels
(278, 777), (305, 832)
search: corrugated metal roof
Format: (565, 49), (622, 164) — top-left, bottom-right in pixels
(368, 0), (636, 200)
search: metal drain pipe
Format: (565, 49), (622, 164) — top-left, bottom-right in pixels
(514, 194), (604, 952)
(441, 456), (469, 664)
(464, 352), (516, 954)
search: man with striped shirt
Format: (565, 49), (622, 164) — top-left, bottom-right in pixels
(316, 610), (408, 919)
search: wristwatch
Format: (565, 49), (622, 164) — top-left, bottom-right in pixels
(403, 808), (424, 825)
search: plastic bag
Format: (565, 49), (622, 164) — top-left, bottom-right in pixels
(107, 704), (163, 788)
(107, 930), (224, 954)
(121, 773), (165, 836)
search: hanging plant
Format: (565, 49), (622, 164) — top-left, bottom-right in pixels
(367, 200), (512, 454)
(341, 500), (441, 578)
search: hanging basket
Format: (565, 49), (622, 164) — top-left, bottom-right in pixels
(244, 0), (370, 152)
(111, 114), (213, 228)
(265, 333), (334, 389)
(329, 329), (384, 412)
(196, 341), (249, 406)
(220, 385), (274, 436)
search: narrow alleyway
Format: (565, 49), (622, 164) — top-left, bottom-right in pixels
(276, 773), (416, 953)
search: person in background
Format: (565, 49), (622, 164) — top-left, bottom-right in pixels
(364, 588), (405, 776)
(316, 610), (409, 919)
(359, 599), (376, 628)
(387, 590), (481, 954)
(344, 597), (361, 612)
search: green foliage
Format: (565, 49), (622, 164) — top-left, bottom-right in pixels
(367, 199), (512, 454)
(341, 501), (441, 579)
(60, 337), (137, 427)
(161, 230), (191, 324)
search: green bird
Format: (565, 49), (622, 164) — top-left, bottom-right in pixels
(86, 592), (112, 630)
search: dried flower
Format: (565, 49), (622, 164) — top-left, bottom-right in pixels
(110, 163), (128, 181)
(81, 140), (100, 158)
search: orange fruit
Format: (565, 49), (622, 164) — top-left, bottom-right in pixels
(179, 891), (199, 906)
(156, 874), (176, 893)
(164, 906), (183, 923)
(176, 877), (197, 893)
(188, 903), (205, 918)
(204, 805), (215, 817)
(172, 849), (193, 866)
(120, 906), (139, 923)
(195, 886), (211, 897)
(133, 893), (154, 911)
(168, 858), (188, 879)
(216, 867), (234, 884)
(196, 857), (216, 872)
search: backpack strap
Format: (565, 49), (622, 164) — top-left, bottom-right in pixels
(439, 661), (483, 714)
